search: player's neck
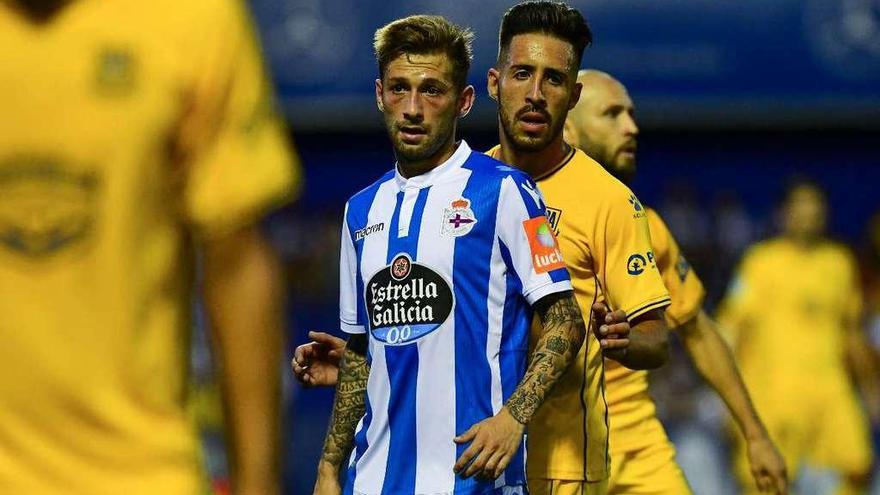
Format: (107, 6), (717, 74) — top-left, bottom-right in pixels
(785, 232), (822, 248)
(396, 135), (459, 179)
(497, 134), (571, 180)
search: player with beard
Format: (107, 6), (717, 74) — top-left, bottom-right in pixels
(295, 4), (665, 495)
(485, 3), (675, 495)
(311, 15), (614, 495)
(565, 69), (789, 494)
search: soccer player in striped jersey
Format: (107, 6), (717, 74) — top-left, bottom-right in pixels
(311, 15), (611, 495)
(564, 69), (788, 494)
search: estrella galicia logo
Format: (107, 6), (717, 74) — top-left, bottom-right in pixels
(627, 254), (647, 275)
(627, 251), (655, 276)
(0, 156), (100, 258)
(366, 254), (454, 346)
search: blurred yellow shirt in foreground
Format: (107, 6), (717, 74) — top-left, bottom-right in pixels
(0, 1), (298, 493)
(604, 208), (706, 452)
(488, 146), (671, 481)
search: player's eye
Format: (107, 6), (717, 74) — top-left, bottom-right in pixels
(547, 73), (564, 85)
(391, 84), (407, 94)
(513, 70), (530, 80)
(424, 86), (442, 96)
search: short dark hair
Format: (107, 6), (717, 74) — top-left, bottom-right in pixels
(498, 1), (592, 71)
(374, 15), (474, 90)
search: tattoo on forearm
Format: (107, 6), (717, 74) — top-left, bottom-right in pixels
(320, 336), (370, 468)
(505, 295), (584, 424)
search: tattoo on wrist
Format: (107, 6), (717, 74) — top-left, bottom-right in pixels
(505, 295), (584, 424)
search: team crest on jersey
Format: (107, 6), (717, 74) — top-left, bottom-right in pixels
(0, 156), (100, 258)
(366, 254), (454, 346)
(523, 217), (565, 273)
(441, 198), (477, 237)
(545, 207), (562, 235)
(95, 47), (138, 97)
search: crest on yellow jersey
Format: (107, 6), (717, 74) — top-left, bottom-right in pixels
(95, 47), (138, 96)
(545, 207), (562, 235)
(0, 157), (100, 258)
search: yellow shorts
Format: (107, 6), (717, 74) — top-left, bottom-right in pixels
(529, 478), (609, 495)
(733, 381), (874, 490)
(608, 418), (692, 495)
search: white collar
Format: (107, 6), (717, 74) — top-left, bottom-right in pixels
(393, 140), (471, 190)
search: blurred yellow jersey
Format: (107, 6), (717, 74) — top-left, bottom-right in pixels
(0, 1), (298, 494)
(487, 146), (671, 481)
(719, 237), (873, 479)
(718, 238), (861, 396)
(605, 208), (706, 451)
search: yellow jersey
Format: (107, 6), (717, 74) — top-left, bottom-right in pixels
(0, 1), (298, 493)
(604, 208), (706, 452)
(488, 146), (671, 481)
(718, 238), (862, 398)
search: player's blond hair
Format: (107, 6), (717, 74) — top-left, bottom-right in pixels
(374, 15), (474, 90)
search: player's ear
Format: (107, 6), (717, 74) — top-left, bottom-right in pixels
(487, 68), (500, 102)
(458, 85), (475, 118)
(568, 80), (582, 110)
(375, 79), (385, 112)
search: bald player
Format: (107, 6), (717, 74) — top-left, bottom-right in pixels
(564, 70), (788, 494)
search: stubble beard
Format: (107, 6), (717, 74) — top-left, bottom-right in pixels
(499, 102), (564, 154)
(387, 118), (454, 167)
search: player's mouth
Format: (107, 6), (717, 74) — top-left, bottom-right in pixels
(398, 125), (427, 144)
(517, 109), (551, 134)
(618, 142), (637, 159)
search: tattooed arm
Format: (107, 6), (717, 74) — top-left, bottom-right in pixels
(453, 291), (584, 480)
(314, 334), (369, 495)
(506, 291), (585, 423)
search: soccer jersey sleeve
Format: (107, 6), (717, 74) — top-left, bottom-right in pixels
(179, 0), (300, 236)
(339, 203), (366, 334)
(647, 209), (706, 328)
(497, 174), (572, 305)
(596, 191), (671, 321)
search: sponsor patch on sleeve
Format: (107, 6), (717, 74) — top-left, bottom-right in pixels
(522, 217), (566, 273)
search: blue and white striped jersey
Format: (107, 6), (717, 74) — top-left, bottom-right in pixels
(338, 141), (572, 495)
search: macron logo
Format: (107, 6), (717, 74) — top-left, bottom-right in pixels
(521, 181), (543, 210)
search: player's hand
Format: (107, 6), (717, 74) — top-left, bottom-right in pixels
(591, 302), (630, 355)
(292, 331), (346, 388)
(313, 462), (342, 495)
(747, 435), (788, 494)
(452, 407), (525, 480)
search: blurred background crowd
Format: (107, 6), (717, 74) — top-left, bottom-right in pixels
(1, 0), (878, 494)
